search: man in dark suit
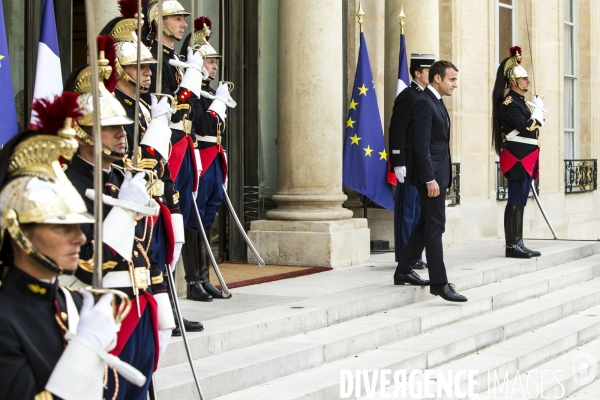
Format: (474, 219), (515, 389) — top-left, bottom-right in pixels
(393, 60), (467, 303)
(389, 54), (435, 273)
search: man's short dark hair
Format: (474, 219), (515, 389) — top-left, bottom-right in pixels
(429, 60), (458, 83)
(409, 66), (425, 80)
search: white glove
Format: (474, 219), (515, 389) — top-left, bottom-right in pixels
(77, 290), (118, 352)
(194, 149), (203, 175)
(394, 166), (406, 184)
(151, 95), (172, 126)
(186, 47), (204, 67)
(169, 242), (183, 273)
(531, 107), (544, 126)
(533, 95), (544, 109)
(119, 171), (150, 206)
(214, 82), (231, 103)
(158, 328), (172, 361)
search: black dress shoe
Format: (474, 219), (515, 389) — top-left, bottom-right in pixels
(430, 283), (467, 302)
(203, 281), (232, 299)
(505, 244), (532, 259)
(394, 271), (430, 286)
(411, 260), (427, 270)
(187, 281), (213, 302)
(172, 318), (204, 337)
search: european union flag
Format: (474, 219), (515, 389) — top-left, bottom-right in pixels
(343, 32), (394, 211)
(0, 1), (18, 145)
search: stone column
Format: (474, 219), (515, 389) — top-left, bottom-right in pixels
(248, 0), (370, 268)
(93, 0), (119, 33)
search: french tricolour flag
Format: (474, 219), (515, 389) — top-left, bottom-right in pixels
(396, 33), (410, 96)
(31, 0), (62, 126)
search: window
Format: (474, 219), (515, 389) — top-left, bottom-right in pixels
(564, 0), (577, 159)
(497, 0), (517, 64)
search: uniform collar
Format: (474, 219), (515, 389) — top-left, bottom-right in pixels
(411, 81), (424, 92)
(71, 155), (112, 179)
(115, 88), (151, 111)
(2, 265), (57, 302)
(508, 89), (525, 101)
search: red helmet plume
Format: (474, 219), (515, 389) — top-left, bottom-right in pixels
(118, 0), (140, 18)
(509, 46), (522, 63)
(31, 92), (83, 136)
(100, 35), (120, 92)
(195, 16), (212, 40)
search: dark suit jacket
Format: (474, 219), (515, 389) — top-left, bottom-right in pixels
(388, 81), (424, 168)
(407, 87), (452, 189)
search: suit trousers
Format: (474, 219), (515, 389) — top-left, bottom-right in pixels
(397, 185), (448, 285)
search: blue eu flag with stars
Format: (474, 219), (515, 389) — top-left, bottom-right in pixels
(343, 32), (394, 211)
(0, 0), (18, 145)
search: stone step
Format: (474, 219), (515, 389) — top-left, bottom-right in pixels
(156, 275), (600, 399)
(478, 337), (600, 399)
(158, 244), (600, 370)
(370, 305), (600, 399)
(566, 377), (600, 399)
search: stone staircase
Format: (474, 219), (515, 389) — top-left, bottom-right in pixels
(154, 239), (600, 399)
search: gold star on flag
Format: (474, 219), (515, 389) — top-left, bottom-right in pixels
(364, 145), (373, 157)
(347, 117), (356, 129)
(349, 98), (358, 110)
(350, 133), (361, 145)
(358, 84), (368, 96)
(379, 149), (388, 160)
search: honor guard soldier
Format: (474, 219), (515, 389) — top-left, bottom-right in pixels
(0, 94), (121, 399)
(389, 54), (435, 279)
(492, 46), (546, 259)
(100, 3), (204, 335)
(179, 17), (233, 301)
(62, 37), (175, 400)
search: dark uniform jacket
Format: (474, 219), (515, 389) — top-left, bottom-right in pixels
(498, 90), (541, 181)
(408, 87), (452, 189)
(64, 155), (167, 298)
(114, 88), (180, 214)
(389, 81), (424, 168)
(0, 266), (82, 399)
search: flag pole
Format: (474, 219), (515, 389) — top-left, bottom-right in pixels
(356, 3), (367, 218)
(399, 3), (405, 34)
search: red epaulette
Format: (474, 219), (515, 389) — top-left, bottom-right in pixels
(178, 88), (193, 103)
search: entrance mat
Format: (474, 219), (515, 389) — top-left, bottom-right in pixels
(209, 262), (332, 289)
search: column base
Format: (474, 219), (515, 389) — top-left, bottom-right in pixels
(248, 218), (370, 268)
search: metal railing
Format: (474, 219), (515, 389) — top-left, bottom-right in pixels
(496, 162), (539, 201)
(446, 162), (460, 206)
(564, 159), (597, 194)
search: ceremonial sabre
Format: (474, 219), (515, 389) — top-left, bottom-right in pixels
(191, 201), (232, 297)
(222, 189), (265, 266)
(152, 1), (206, 398)
(132, 0), (143, 168)
(83, 0), (104, 290)
(524, 2), (556, 239)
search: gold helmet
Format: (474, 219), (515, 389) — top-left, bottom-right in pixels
(114, 35), (157, 92)
(70, 36), (133, 157)
(0, 93), (94, 275)
(503, 46), (529, 91)
(190, 16), (221, 58)
(147, 0), (190, 41)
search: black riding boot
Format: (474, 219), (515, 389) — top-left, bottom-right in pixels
(516, 206), (541, 257)
(504, 204), (532, 258)
(182, 228), (212, 301)
(199, 229), (231, 299)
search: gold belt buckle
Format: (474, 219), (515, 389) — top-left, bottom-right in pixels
(133, 267), (149, 290)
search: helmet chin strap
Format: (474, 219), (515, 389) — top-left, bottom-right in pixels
(102, 144), (127, 159)
(162, 25), (183, 41)
(5, 214), (69, 276)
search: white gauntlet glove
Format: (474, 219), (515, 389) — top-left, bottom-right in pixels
(394, 166), (406, 184)
(119, 171), (150, 206)
(150, 95), (172, 126)
(208, 82), (230, 120)
(77, 290), (118, 351)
